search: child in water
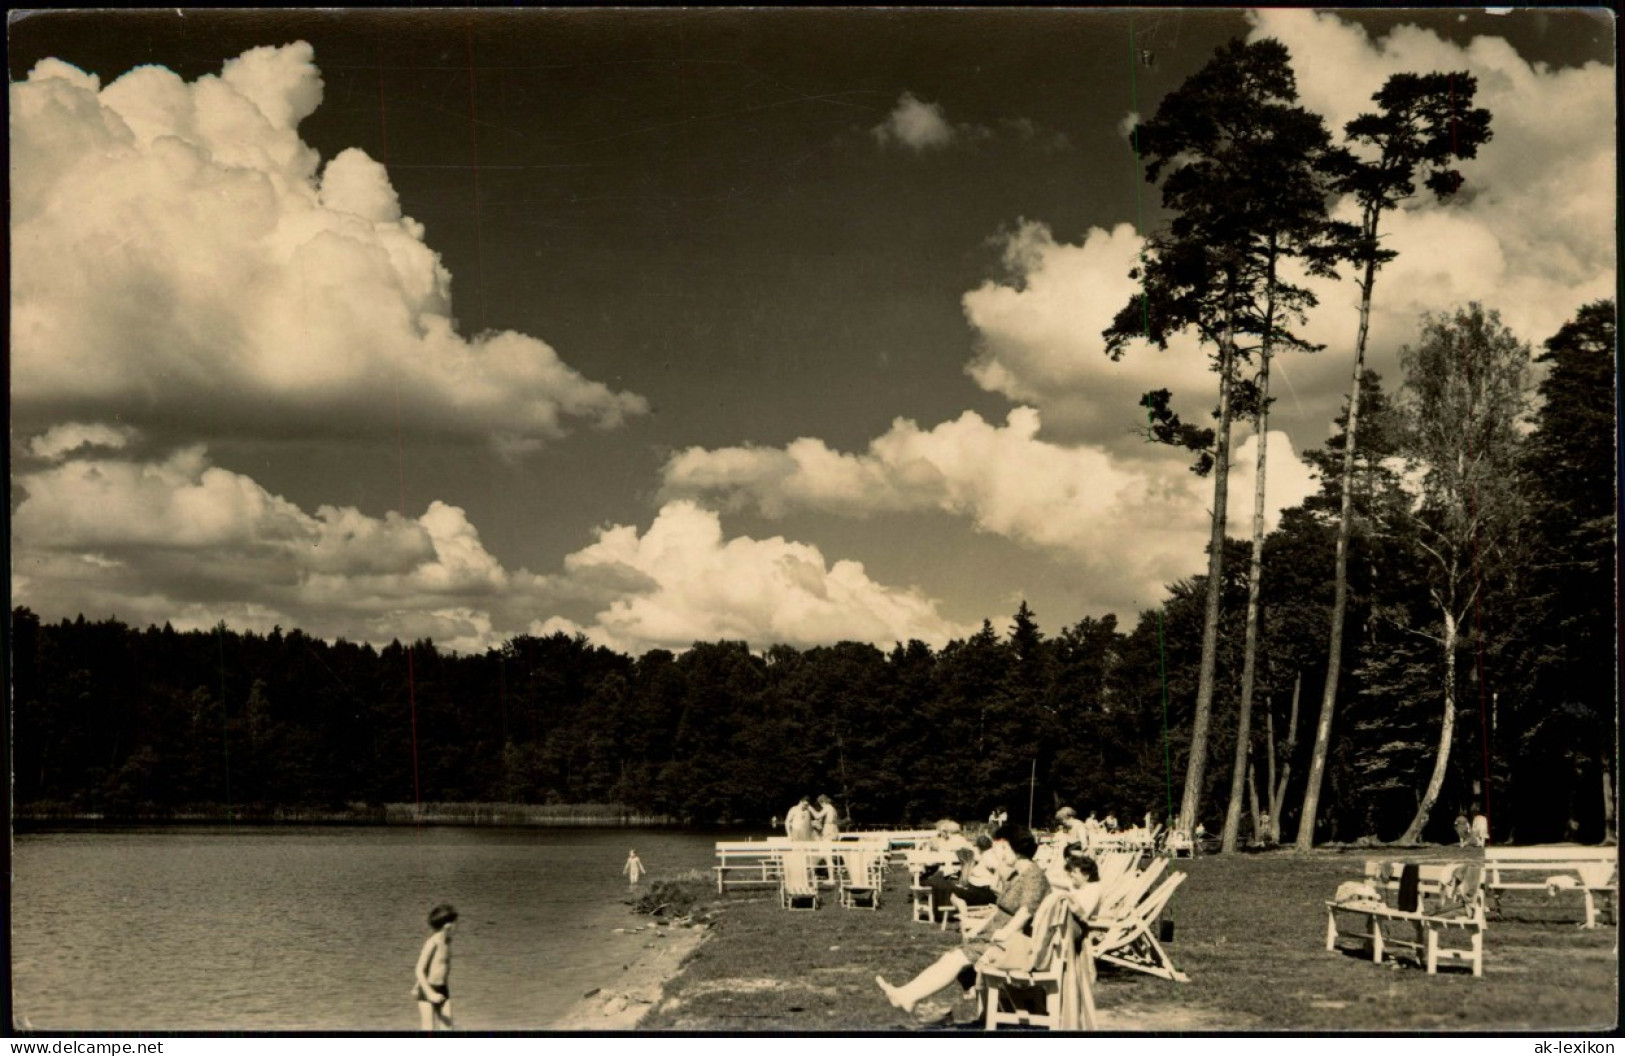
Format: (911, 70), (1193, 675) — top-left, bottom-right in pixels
(414, 903), (457, 1031)
(624, 849), (646, 886)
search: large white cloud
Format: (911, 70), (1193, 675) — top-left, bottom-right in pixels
(11, 443), (531, 652)
(966, 13), (1614, 452)
(1246, 10), (1616, 380)
(9, 44), (647, 448)
(535, 501), (972, 654)
(12, 442), (965, 655)
(661, 406), (1318, 616)
(962, 220), (1219, 445)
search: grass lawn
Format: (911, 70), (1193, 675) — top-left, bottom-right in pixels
(638, 849), (1617, 1032)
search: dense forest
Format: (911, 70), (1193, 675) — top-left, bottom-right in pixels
(11, 300), (1615, 845)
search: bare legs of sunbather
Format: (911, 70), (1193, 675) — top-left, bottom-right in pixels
(875, 949), (973, 1014)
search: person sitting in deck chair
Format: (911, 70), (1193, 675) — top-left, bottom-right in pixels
(1055, 807), (1088, 848)
(925, 843), (999, 915)
(876, 824), (1050, 1018)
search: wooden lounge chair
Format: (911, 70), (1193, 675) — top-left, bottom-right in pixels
(1095, 855), (1168, 923)
(839, 847), (884, 909)
(780, 850), (820, 911)
(977, 892), (1082, 1031)
(1090, 869), (1190, 982)
(910, 878), (934, 922)
(1092, 850), (1135, 890)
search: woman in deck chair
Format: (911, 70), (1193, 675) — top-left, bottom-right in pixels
(924, 842), (999, 917)
(876, 824), (1050, 1017)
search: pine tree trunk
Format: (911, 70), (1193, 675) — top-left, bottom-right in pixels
(1222, 350), (1271, 853)
(1246, 755), (1263, 845)
(1400, 609), (1458, 843)
(1178, 307), (1237, 840)
(1297, 220), (1381, 851)
(1269, 672), (1300, 845)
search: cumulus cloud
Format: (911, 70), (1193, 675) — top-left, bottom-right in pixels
(27, 422), (140, 461)
(10, 442), (539, 652)
(537, 501), (972, 654)
(661, 407), (1318, 616)
(871, 91), (958, 150)
(966, 14), (1613, 455)
(9, 44), (647, 449)
(962, 220), (1218, 445)
(11, 442), (964, 655)
(1244, 10), (1616, 384)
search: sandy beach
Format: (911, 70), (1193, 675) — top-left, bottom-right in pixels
(551, 920), (713, 1030)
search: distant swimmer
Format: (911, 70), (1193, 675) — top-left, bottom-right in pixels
(624, 849), (646, 886)
(413, 903), (457, 1031)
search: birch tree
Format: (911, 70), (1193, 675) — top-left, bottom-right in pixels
(1295, 72), (1492, 849)
(1391, 303), (1528, 843)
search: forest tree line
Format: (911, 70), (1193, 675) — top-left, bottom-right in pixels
(10, 297), (1615, 845)
(10, 33), (1617, 847)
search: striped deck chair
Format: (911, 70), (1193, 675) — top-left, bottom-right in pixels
(839, 847), (884, 909)
(779, 850), (820, 911)
(1095, 855), (1168, 922)
(1090, 869), (1189, 982)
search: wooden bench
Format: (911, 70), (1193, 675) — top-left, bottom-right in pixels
(1325, 860), (1486, 976)
(714, 841), (787, 893)
(714, 839), (889, 894)
(1484, 845), (1618, 929)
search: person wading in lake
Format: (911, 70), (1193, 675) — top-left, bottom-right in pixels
(623, 849), (646, 887)
(414, 903), (457, 1031)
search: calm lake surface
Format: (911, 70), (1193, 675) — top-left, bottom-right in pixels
(11, 825), (726, 1030)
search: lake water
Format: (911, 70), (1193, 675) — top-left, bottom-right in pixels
(10, 825), (727, 1031)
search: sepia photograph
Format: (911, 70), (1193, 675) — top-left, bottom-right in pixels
(8, 6), (1618, 1038)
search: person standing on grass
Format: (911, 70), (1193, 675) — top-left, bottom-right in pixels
(815, 794), (840, 839)
(413, 903), (457, 1031)
(786, 797), (815, 842)
(624, 849), (646, 887)
(1454, 812), (1472, 846)
(1471, 807), (1489, 848)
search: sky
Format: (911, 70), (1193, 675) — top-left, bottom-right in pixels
(9, 8), (1617, 656)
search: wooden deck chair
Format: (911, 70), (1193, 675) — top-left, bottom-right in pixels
(977, 892), (1076, 1031)
(1093, 850), (1137, 892)
(910, 878), (934, 922)
(1091, 869), (1189, 982)
(839, 848), (883, 909)
(951, 894), (998, 941)
(779, 850), (820, 911)
(1095, 856), (1167, 923)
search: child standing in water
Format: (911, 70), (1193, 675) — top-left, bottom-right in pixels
(414, 903), (457, 1031)
(624, 849), (646, 887)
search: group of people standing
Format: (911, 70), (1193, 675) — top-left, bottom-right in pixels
(784, 794), (841, 841)
(1455, 807), (1491, 847)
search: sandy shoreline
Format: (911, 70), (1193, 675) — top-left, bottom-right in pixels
(550, 921), (712, 1030)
